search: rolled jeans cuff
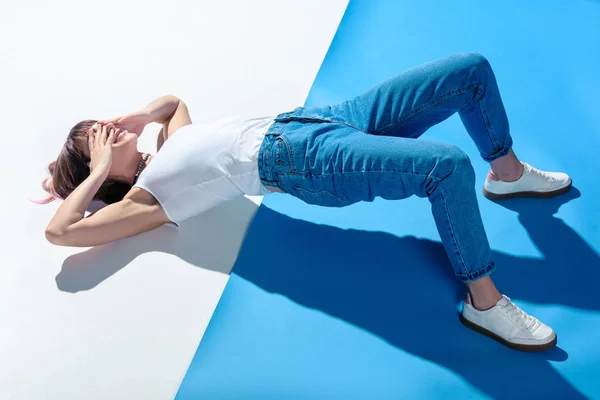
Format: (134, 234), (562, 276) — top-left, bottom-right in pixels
(481, 136), (513, 162)
(456, 260), (496, 282)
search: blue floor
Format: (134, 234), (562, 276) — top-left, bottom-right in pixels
(176, 1), (600, 398)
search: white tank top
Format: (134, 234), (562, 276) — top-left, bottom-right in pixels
(134, 115), (275, 225)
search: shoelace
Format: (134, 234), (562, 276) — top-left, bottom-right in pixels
(500, 297), (537, 330)
(525, 163), (560, 183)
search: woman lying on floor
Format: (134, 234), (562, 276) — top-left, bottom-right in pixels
(41, 53), (571, 352)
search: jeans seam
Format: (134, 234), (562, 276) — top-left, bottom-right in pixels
(275, 172), (292, 193)
(375, 85), (477, 136)
(278, 135), (296, 172)
(336, 120), (369, 135)
(437, 182), (470, 275)
(477, 100), (502, 150)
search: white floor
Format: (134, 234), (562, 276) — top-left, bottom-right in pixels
(0, 1), (348, 399)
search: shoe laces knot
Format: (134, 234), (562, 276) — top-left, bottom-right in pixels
(501, 297), (537, 330)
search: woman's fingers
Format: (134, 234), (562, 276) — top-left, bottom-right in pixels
(89, 123), (101, 148)
(89, 122), (119, 149)
(88, 127), (95, 149)
(98, 117), (127, 131)
(106, 125), (117, 145)
(108, 127), (117, 143)
(98, 124), (107, 146)
(95, 125), (102, 146)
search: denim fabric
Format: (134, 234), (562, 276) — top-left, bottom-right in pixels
(258, 53), (511, 282)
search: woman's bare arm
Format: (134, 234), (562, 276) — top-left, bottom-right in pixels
(162, 98), (192, 138)
(155, 100), (192, 150)
(141, 95), (183, 125)
(44, 161), (170, 247)
(45, 167), (110, 237)
(102, 95), (188, 138)
(45, 187), (169, 247)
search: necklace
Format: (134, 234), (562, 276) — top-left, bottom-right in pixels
(133, 153), (150, 185)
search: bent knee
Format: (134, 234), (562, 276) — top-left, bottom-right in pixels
(454, 52), (492, 74)
(435, 144), (475, 181)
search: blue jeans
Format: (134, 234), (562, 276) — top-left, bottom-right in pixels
(258, 53), (513, 282)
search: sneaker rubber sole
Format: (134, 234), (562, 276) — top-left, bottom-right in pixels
(459, 313), (558, 352)
(482, 178), (572, 201)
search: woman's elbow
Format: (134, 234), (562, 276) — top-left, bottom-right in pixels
(45, 227), (66, 246)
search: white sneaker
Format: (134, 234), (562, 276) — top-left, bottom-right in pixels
(483, 162), (572, 200)
(460, 295), (557, 352)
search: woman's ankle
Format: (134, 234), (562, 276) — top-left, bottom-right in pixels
(466, 276), (503, 310)
(489, 164), (524, 182)
(489, 149), (524, 182)
(466, 293), (500, 311)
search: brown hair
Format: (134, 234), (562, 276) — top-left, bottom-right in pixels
(37, 120), (131, 205)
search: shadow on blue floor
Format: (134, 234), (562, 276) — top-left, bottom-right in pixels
(175, 186), (598, 399)
(488, 188), (600, 312)
(221, 188), (591, 399)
